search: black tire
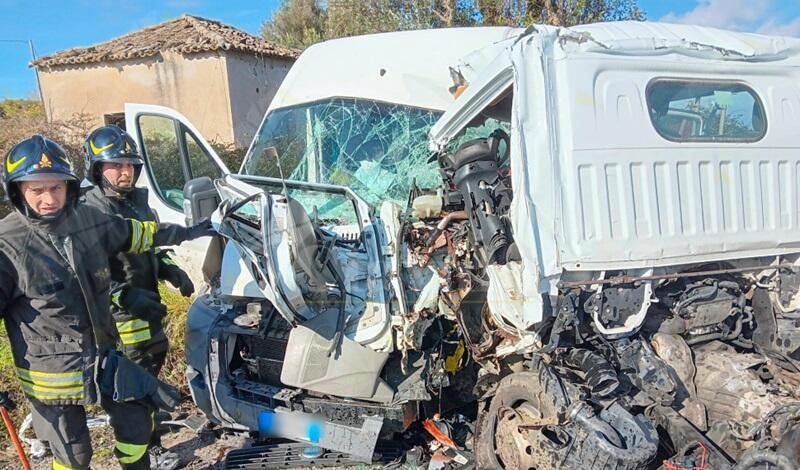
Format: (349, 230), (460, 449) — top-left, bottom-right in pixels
(474, 366), (657, 470)
(475, 369), (566, 469)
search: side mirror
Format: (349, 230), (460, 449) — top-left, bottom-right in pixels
(183, 177), (219, 226)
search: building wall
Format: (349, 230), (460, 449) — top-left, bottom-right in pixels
(37, 51), (235, 143)
(224, 52), (294, 149)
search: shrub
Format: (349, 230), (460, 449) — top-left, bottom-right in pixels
(0, 101), (94, 218)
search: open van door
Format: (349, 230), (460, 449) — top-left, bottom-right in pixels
(124, 103), (230, 285)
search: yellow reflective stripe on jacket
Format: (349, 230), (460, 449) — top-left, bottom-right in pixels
(142, 221), (155, 251)
(129, 219), (142, 253)
(16, 367), (82, 382)
(116, 319), (151, 345)
(19, 384), (83, 400)
(111, 289), (123, 309)
(53, 459), (81, 470)
(116, 441), (148, 464)
(17, 367), (84, 400)
(127, 220), (156, 254)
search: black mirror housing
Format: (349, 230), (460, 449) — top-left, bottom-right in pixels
(183, 177), (219, 226)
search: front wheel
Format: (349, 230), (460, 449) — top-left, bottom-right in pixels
(474, 366), (658, 469)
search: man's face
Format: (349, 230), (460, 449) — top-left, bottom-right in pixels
(19, 179), (67, 216)
(101, 162), (135, 189)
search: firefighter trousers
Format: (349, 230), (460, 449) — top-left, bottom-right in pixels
(28, 393), (154, 470)
(116, 315), (168, 377)
(116, 313), (168, 447)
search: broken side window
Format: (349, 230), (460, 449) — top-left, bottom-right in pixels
(242, 98), (443, 206)
(446, 117), (511, 159)
(646, 80), (766, 142)
(443, 88), (513, 165)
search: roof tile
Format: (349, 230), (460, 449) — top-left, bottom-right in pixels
(33, 14), (300, 67)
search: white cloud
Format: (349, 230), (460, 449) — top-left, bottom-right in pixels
(660, 0), (771, 30)
(756, 17), (800, 37)
(660, 0), (800, 37)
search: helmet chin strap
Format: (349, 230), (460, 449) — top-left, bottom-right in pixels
(101, 176), (135, 195)
(22, 202), (66, 223)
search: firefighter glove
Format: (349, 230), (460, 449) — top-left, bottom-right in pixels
(158, 254), (195, 297)
(185, 219), (215, 240)
(113, 286), (167, 320)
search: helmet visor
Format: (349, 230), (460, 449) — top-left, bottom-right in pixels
(15, 171), (78, 182)
(103, 156), (144, 166)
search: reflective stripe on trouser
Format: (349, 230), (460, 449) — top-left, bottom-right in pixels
(117, 316), (168, 377)
(116, 319), (151, 346)
(27, 399), (92, 470)
(100, 392), (155, 469)
(27, 394), (155, 470)
(17, 367), (84, 401)
(115, 441), (148, 465)
(52, 460), (81, 470)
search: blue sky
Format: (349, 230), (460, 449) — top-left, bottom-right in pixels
(0, 0), (799, 99)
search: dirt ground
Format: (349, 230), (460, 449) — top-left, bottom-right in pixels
(0, 416), (389, 469)
(0, 424), (250, 470)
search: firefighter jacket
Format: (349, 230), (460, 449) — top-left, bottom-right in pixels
(83, 186), (165, 344)
(0, 203), (193, 406)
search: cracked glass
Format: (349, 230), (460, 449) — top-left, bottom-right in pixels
(242, 98), (443, 206)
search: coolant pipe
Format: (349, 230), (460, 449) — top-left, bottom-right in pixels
(426, 211), (468, 245)
(563, 349), (619, 398)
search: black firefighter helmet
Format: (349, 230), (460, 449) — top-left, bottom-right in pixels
(2, 134), (80, 216)
(84, 125), (144, 191)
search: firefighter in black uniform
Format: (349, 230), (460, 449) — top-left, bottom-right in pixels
(82, 125), (193, 466)
(0, 135), (214, 469)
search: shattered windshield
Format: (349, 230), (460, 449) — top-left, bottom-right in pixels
(241, 98), (442, 206)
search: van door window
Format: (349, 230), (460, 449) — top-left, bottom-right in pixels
(185, 129), (221, 180)
(138, 115), (187, 209)
(137, 115), (223, 209)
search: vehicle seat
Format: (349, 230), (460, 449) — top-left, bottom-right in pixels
(285, 197), (337, 299)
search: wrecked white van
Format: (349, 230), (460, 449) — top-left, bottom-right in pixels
(180, 22), (800, 469)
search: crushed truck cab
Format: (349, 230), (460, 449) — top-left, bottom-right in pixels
(177, 22), (800, 468)
(428, 22), (800, 469)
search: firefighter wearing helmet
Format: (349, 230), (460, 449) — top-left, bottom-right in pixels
(83, 126), (194, 467)
(0, 134), (213, 469)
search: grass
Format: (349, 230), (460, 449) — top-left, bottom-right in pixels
(0, 283), (193, 456)
(159, 283), (193, 396)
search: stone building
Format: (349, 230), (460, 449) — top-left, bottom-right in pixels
(32, 15), (299, 147)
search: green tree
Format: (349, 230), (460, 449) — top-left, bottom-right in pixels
(327, 0), (479, 35)
(261, 0), (327, 49)
(262, 0), (481, 48)
(262, 0), (645, 49)
(476, 0), (644, 27)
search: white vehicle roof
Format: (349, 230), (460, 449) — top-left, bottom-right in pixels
(567, 21), (800, 60)
(432, 21), (800, 146)
(266, 27), (522, 113)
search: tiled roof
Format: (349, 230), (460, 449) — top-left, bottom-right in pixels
(33, 14), (299, 67)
